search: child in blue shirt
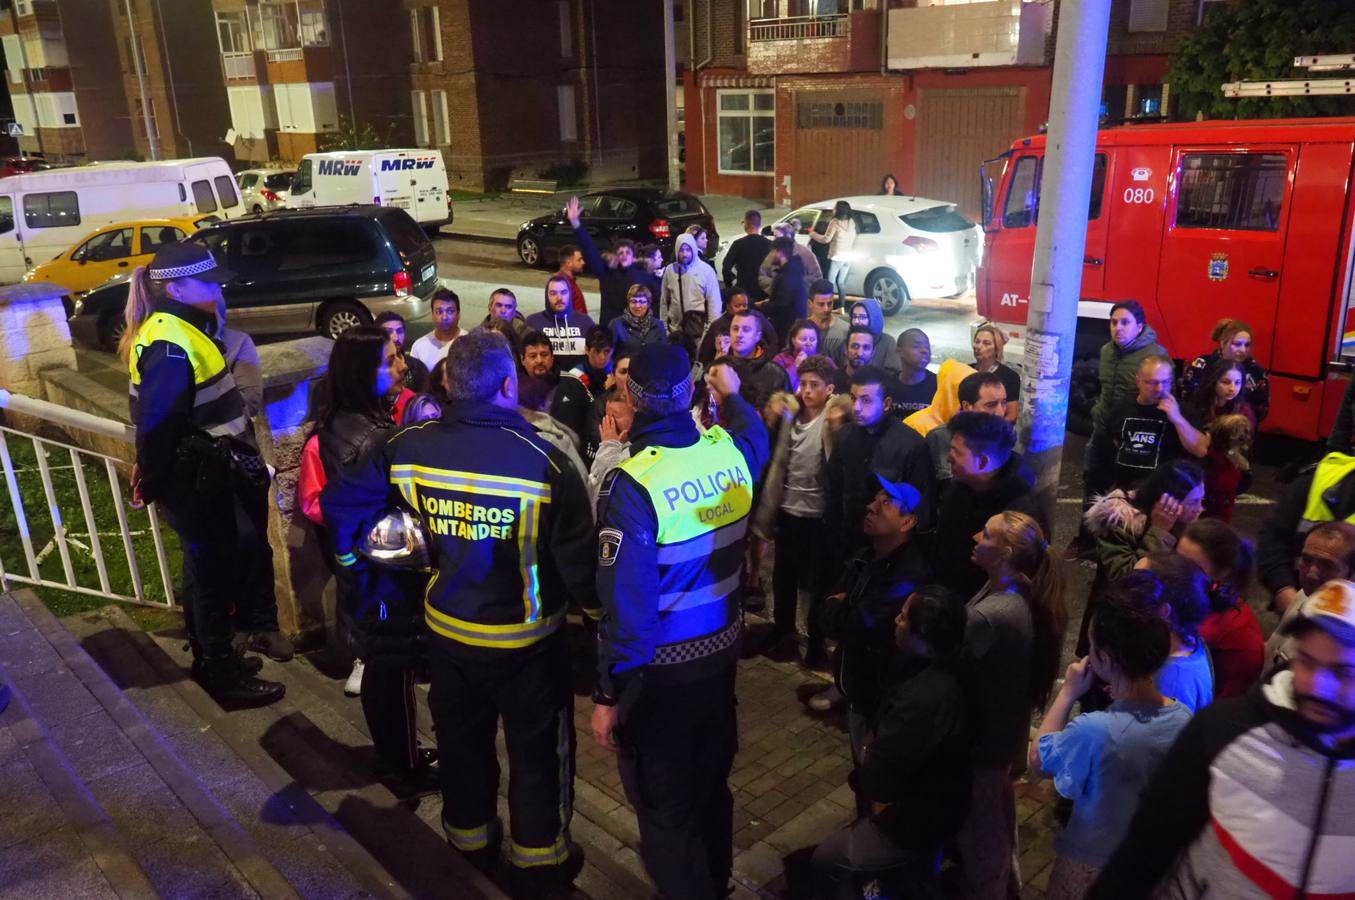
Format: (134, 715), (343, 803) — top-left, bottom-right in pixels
(1029, 576), (1192, 899)
(1135, 551), (1215, 712)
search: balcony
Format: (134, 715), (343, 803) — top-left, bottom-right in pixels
(222, 50), (256, 80)
(266, 48), (303, 63)
(886, 0), (1051, 70)
(749, 13), (847, 42)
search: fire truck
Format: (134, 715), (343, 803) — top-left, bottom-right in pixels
(977, 116), (1355, 441)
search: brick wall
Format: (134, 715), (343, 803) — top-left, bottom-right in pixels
(1047, 0), (1199, 61)
(57, 0), (134, 160)
(686, 0), (748, 70)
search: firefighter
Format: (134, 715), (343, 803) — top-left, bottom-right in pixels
(321, 329), (598, 898)
(590, 344), (770, 900)
(122, 242), (284, 708)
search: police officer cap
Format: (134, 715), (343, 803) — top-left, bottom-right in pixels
(875, 472), (921, 513)
(147, 241), (235, 284)
(629, 343), (691, 400)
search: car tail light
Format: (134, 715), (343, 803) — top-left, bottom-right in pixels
(904, 235), (940, 254)
(394, 270), (411, 297)
(260, 189), (280, 202)
(648, 218), (671, 239)
(447, 196), (453, 209)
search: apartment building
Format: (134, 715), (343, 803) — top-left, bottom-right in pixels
(211, 0), (414, 164)
(685, 0), (1204, 214)
(110, 0), (233, 161)
(404, 0), (669, 191)
(0, 0), (134, 160)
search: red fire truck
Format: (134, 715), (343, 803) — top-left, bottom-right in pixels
(977, 117), (1355, 441)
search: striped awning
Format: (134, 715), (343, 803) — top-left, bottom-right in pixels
(700, 74), (775, 89)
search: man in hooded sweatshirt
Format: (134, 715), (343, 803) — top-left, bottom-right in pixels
(567, 196), (652, 328)
(836, 299), (902, 375)
(526, 274), (598, 372)
(661, 232), (723, 333)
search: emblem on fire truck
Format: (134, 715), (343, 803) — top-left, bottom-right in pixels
(1208, 253), (1229, 282)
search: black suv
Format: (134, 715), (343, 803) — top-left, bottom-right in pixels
(72, 205), (439, 350)
(515, 189), (718, 269)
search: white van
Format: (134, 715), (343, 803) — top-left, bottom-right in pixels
(287, 150), (451, 229)
(0, 157), (241, 284)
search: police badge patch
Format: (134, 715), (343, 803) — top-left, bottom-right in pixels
(598, 528), (623, 566)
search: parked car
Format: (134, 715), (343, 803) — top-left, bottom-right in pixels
(515, 189), (718, 269)
(764, 196), (983, 315)
(0, 155), (51, 177)
(238, 168), (295, 213)
(69, 205), (438, 350)
(24, 215), (217, 297)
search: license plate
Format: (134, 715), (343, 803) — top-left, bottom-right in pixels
(421, 264), (435, 282)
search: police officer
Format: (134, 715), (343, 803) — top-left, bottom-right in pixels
(590, 344), (770, 900)
(124, 242), (284, 708)
(321, 330), (598, 898)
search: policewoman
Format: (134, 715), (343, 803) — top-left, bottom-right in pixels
(122, 242), (284, 708)
(591, 343), (770, 900)
(321, 330), (599, 898)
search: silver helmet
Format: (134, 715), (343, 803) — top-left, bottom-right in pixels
(357, 506), (430, 570)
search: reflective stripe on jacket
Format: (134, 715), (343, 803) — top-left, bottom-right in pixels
(128, 309), (250, 441)
(1300, 452), (1355, 534)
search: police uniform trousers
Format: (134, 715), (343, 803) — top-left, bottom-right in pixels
(618, 663), (739, 900)
(180, 472), (280, 641)
(427, 629), (576, 872)
(160, 466), (270, 662)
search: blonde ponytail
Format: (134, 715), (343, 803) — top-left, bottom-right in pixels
(117, 266), (158, 363)
(994, 510), (1069, 708)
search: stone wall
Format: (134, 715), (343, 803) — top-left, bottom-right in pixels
(0, 283), (78, 402)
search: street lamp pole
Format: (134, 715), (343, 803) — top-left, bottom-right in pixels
(1019, 0), (1112, 533)
(662, 0), (680, 192)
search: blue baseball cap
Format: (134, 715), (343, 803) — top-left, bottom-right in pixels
(875, 472), (921, 513)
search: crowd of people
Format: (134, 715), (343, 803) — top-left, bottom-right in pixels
(112, 211), (1355, 900)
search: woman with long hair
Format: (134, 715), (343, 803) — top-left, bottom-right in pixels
(1188, 357), (1255, 521)
(1178, 518), (1262, 699)
(117, 265), (159, 363)
(971, 322), (1020, 422)
(1133, 552), (1215, 712)
(958, 510), (1067, 900)
(809, 200), (857, 307)
(770, 318), (820, 393)
(306, 326), (439, 797)
(1181, 317), (1269, 421)
(879, 173), (901, 196)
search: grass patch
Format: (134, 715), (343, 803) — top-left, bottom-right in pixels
(0, 430), (182, 627)
(448, 189), (500, 202)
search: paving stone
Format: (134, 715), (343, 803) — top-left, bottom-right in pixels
(0, 824), (119, 900)
(7, 668), (101, 727)
(46, 710), (140, 783)
(0, 756), (65, 851)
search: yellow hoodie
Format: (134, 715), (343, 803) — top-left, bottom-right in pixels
(904, 358), (976, 437)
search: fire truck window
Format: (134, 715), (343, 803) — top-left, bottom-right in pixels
(1089, 154), (1107, 220)
(1002, 156), (1040, 229)
(1175, 153), (1288, 232)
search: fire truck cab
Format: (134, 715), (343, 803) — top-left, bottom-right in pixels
(978, 117), (1355, 441)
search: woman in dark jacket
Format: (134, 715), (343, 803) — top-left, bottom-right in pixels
(1180, 318), (1270, 423)
(609, 284), (666, 353)
(313, 326), (438, 797)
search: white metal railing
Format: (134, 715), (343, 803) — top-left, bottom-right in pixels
(0, 389), (176, 609)
(266, 47), (304, 63)
(750, 13), (847, 41)
(222, 51), (256, 80)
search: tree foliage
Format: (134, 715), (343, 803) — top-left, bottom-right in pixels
(1169, 0), (1355, 120)
(320, 117), (396, 152)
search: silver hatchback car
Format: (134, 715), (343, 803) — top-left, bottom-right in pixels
(238, 168), (296, 214)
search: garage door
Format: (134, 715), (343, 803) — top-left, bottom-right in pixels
(791, 92), (889, 203)
(915, 87), (1026, 220)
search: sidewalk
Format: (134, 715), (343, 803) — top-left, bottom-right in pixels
(446, 188), (778, 250)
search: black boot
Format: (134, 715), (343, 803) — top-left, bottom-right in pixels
(195, 654), (285, 709)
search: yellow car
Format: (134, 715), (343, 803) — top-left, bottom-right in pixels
(25, 215), (218, 296)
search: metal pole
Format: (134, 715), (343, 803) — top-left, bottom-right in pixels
(1018, 0), (1112, 533)
(123, 0), (161, 160)
(662, 0), (680, 191)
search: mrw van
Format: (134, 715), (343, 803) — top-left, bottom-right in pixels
(0, 157), (241, 283)
(288, 149), (452, 229)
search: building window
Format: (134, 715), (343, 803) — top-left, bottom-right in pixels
(431, 90), (450, 146)
(558, 84), (577, 142)
(717, 89), (774, 175)
(23, 191), (80, 229)
(216, 11), (251, 53)
(558, 1), (573, 58)
(411, 6), (442, 62)
(795, 98), (882, 129)
(255, 2), (298, 50)
(747, 0), (775, 19)
(411, 90), (429, 147)
(1175, 153), (1288, 232)
(298, 0), (328, 46)
(1128, 0), (1169, 32)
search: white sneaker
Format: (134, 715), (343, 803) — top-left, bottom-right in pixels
(808, 685), (843, 713)
(344, 659), (365, 697)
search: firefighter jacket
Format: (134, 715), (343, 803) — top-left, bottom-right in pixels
(319, 400), (599, 656)
(595, 393), (770, 697)
(127, 298), (255, 503)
